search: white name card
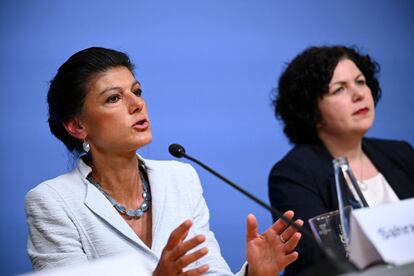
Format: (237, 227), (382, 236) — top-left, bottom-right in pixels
(349, 197), (414, 269)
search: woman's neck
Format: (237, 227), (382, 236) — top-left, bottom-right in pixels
(88, 150), (142, 209)
(319, 133), (380, 181)
(319, 133), (364, 163)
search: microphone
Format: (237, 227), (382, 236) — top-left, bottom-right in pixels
(169, 143), (301, 230)
(168, 143), (357, 275)
(169, 143), (186, 158)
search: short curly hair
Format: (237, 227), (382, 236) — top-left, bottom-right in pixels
(47, 47), (134, 154)
(273, 45), (381, 144)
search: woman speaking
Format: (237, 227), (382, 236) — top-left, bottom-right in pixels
(26, 47), (303, 275)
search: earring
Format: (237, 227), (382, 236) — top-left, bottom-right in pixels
(82, 141), (90, 153)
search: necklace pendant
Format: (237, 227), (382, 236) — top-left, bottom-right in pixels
(359, 181), (368, 191)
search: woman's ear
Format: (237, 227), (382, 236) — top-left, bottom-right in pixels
(315, 120), (324, 130)
(63, 118), (87, 140)
(314, 111), (325, 130)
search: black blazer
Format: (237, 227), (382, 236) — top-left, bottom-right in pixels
(268, 138), (414, 276)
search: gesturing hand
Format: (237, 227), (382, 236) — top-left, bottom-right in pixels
(153, 220), (209, 276)
(245, 211), (303, 276)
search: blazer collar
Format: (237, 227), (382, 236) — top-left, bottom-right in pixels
(362, 138), (413, 199)
(309, 142), (362, 210)
(314, 138), (413, 207)
(142, 159), (166, 254)
(78, 158), (152, 251)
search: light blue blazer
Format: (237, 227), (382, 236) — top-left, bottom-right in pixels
(25, 157), (246, 275)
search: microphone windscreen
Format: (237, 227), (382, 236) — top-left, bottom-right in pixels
(168, 144), (186, 158)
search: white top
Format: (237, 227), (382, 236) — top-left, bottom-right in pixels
(347, 173), (400, 207)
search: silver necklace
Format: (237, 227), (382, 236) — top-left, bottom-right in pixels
(87, 167), (151, 218)
(358, 153), (368, 191)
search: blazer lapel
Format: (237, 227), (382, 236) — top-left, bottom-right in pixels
(78, 158), (149, 249)
(84, 183), (148, 247)
(311, 143), (361, 210)
(363, 139), (414, 200)
(144, 159), (166, 255)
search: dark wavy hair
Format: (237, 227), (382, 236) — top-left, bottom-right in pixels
(47, 47), (134, 154)
(272, 45), (381, 144)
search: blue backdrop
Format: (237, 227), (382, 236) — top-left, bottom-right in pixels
(1, 1), (413, 275)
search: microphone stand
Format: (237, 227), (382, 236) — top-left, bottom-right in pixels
(183, 152), (303, 232)
(169, 144), (357, 275)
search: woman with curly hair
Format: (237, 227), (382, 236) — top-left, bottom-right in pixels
(268, 45), (414, 275)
